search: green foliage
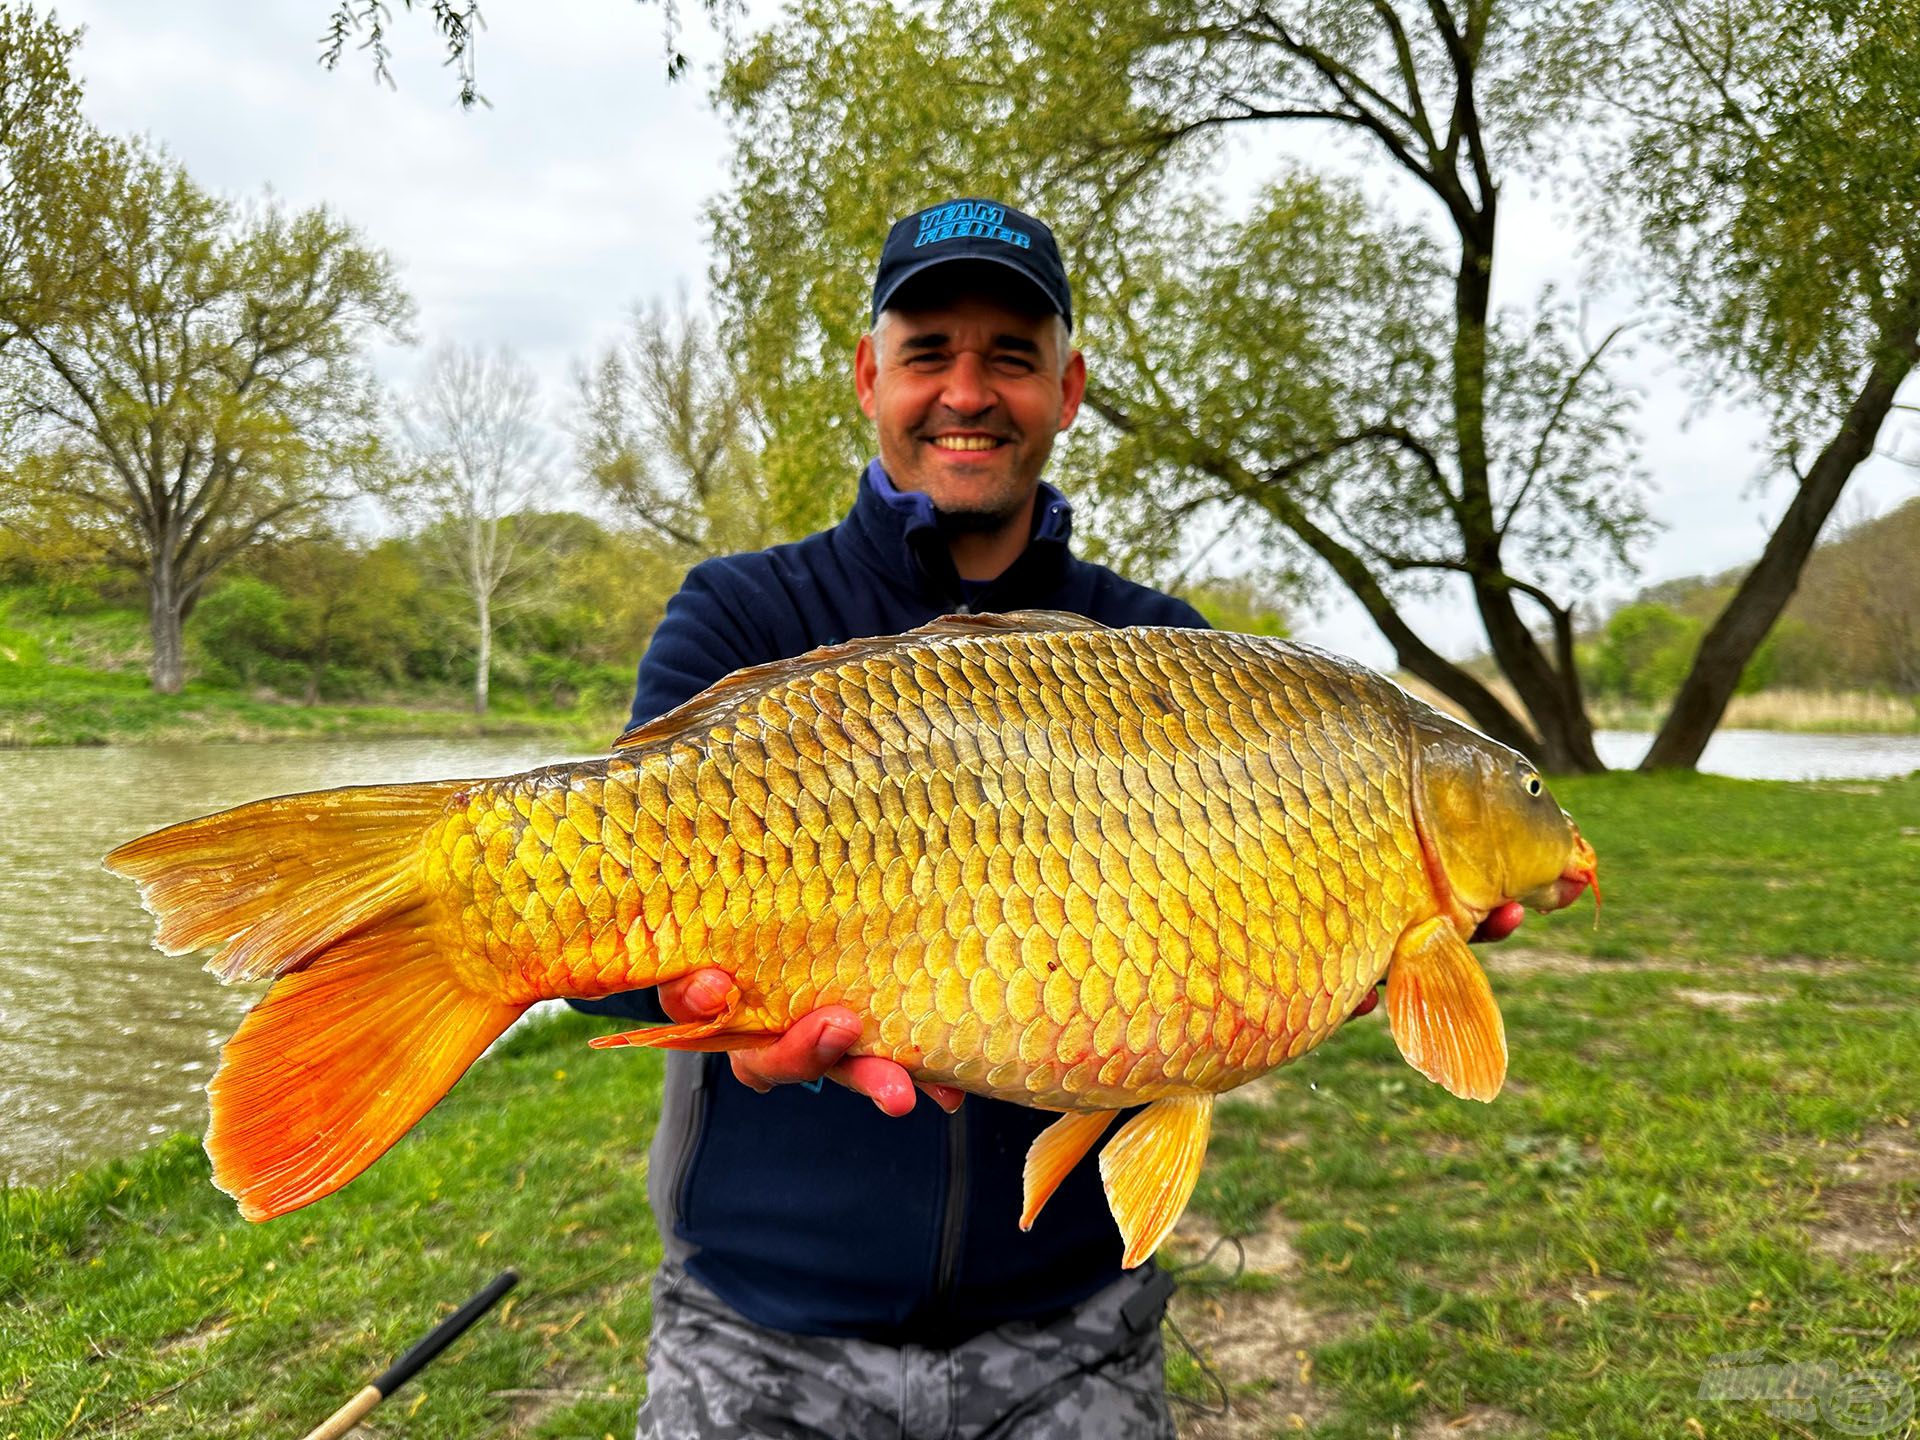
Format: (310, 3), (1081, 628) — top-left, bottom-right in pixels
(5, 129), (410, 692)
(1588, 601), (1776, 704)
(1603, 0), (1920, 456)
(712, 0), (1649, 769)
(1185, 575), (1290, 638)
(1590, 602), (1699, 704)
(193, 577), (292, 686)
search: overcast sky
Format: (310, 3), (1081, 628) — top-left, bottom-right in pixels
(49, 0), (1919, 668)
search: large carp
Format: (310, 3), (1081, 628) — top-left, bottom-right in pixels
(107, 612), (1597, 1266)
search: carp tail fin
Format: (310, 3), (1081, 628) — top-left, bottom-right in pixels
(104, 778), (473, 982)
(108, 777), (526, 1220)
(208, 913), (527, 1221)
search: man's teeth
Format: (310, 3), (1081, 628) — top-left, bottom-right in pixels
(931, 436), (1001, 451)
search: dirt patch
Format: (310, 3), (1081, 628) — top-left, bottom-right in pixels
(1669, 988), (1780, 1012)
(1413, 1405), (1534, 1438)
(154, 1312), (231, 1358)
(1168, 1209), (1345, 1439)
(1807, 1128), (1920, 1261)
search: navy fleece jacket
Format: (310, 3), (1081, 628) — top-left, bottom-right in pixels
(572, 461), (1206, 1343)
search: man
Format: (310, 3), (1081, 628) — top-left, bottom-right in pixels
(583, 200), (1519, 1436)
(571, 199), (1203, 1438)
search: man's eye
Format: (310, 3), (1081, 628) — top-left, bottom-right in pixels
(995, 356), (1035, 373)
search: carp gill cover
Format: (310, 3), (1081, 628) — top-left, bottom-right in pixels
(107, 612), (1598, 1268)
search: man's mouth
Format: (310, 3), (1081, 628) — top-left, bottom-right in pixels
(927, 434), (1009, 452)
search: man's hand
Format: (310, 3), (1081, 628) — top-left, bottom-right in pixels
(659, 969), (965, 1117)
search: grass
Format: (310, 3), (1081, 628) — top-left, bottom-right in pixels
(5, 774), (1919, 1437)
(0, 1016), (664, 1440)
(0, 590), (624, 748)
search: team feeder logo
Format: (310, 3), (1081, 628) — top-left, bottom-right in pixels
(915, 201), (1032, 250)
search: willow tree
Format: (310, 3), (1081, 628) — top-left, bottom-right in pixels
(10, 147), (408, 692)
(713, 0), (1642, 770)
(1597, 0), (1920, 769)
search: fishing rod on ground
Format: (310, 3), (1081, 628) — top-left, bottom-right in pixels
(299, 1268), (519, 1440)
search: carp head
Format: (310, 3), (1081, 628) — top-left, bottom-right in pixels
(1409, 713), (1600, 933)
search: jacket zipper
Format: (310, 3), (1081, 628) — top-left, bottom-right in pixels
(671, 1055), (711, 1227)
(931, 1106), (967, 1307)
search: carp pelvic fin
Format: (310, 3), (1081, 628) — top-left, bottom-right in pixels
(1386, 916), (1508, 1102)
(1021, 1110), (1118, 1232)
(586, 984), (779, 1052)
(1098, 1094), (1216, 1269)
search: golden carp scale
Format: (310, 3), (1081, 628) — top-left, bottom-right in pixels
(426, 620), (1428, 1111)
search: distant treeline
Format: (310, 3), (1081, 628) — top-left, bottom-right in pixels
(1582, 499), (1920, 703)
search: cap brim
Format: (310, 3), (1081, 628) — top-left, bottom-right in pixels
(873, 253), (1067, 328)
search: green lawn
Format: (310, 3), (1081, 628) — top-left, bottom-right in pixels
(0, 659), (616, 748)
(4, 773), (1917, 1438)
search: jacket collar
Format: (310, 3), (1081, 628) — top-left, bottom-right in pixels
(845, 458), (1074, 608)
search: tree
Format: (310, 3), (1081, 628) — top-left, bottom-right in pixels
(8, 146), (409, 692)
(403, 345), (559, 714)
(714, 0), (1645, 771)
(1600, 0), (1920, 767)
(575, 296), (780, 555)
(315, 0), (712, 100)
(0, 4), (112, 353)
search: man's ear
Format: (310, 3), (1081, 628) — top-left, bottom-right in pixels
(854, 332), (880, 419)
(1057, 348), (1087, 432)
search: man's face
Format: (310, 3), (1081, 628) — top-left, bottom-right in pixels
(854, 287), (1086, 526)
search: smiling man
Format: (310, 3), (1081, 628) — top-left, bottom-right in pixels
(582, 200), (1207, 1440)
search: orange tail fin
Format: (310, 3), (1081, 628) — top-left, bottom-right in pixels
(106, 780), (526, 1221)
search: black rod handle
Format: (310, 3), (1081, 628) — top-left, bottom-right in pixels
(372, 1268), (519, 1399)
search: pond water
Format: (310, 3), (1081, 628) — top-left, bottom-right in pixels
(1594, 728), (1920, 781)
(2, 727), (1916, 1185)
(0, 736), (589, 1186)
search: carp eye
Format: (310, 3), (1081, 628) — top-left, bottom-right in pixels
(1523, 774), (1543, 797)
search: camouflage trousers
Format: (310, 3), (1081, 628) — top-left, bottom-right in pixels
(634, 1261), (1178, 1439)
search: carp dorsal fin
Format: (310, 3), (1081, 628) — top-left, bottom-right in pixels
(914, 609), (1110, 636)
(610, 610), (1110, 752)
(1385, 915), (1508, 1102)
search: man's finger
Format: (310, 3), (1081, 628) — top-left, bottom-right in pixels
(729, 1007), (863, 1090)
(917, 1082), (965, 1114)
(658, 968), (736, 1023)
(829, 1055), (919, 1117)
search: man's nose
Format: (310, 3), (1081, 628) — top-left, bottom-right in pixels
(940, 352), (995, 415)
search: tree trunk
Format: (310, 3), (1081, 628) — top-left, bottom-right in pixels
(474, 589), (491, 716)
(1642, 298), (1920, 771)
(149, 568), (186, 695)
(1449, 226), (1607, 776)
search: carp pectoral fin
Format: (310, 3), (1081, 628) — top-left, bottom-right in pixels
(1097, 1094), (1216, 1269)
(1021, 1111), (1119, 1231)
(586, 984), (779, 1052)
(1386, 916), (1508, 1102)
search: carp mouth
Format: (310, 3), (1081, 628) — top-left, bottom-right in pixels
(1519, 824), (1601, 917)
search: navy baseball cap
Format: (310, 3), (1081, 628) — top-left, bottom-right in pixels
(871, 198), (1073, 330)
